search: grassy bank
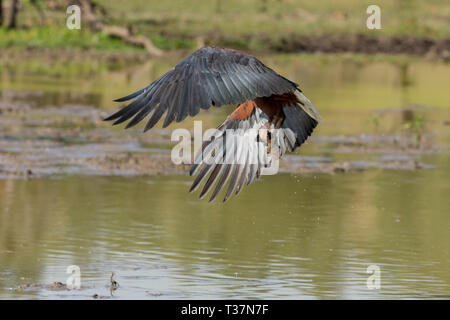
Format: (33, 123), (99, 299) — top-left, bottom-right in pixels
(0, 0), (448, 54)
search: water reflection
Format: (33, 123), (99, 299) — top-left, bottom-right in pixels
(0, 54), (449, 299)
(0, 164), (449, 299)
(1, 54), (450, 111)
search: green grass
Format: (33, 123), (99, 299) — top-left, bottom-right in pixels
(0, 25), (142, 51)
(149, 34), (196, 50)
(1, 0), (447, 53)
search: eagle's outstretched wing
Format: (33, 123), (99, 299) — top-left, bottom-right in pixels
(105, 46), (321, 202)
(104, 46), (298, 131)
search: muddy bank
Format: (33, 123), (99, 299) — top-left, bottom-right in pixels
(14, 272), (120, 299)
(0, 95), (438, 180)
(0, 99), (182, 179)
(173, 32), (450, 59)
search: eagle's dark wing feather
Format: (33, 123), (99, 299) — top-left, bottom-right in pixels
(189, 108), (272, 203)
(104, 46), (298, 131)
(282, 104), (318, 150)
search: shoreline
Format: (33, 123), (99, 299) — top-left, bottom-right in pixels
(0, 33), (449, 62)
(0, 102), (438, 181)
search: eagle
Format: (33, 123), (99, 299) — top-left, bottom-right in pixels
(105, 46), (321, 202)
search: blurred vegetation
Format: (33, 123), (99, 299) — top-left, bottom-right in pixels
(101, 0), (450, 38)
(0, 25), (141, 50)
(403, 113), (427, 147)
(0, 0), (448, 52)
